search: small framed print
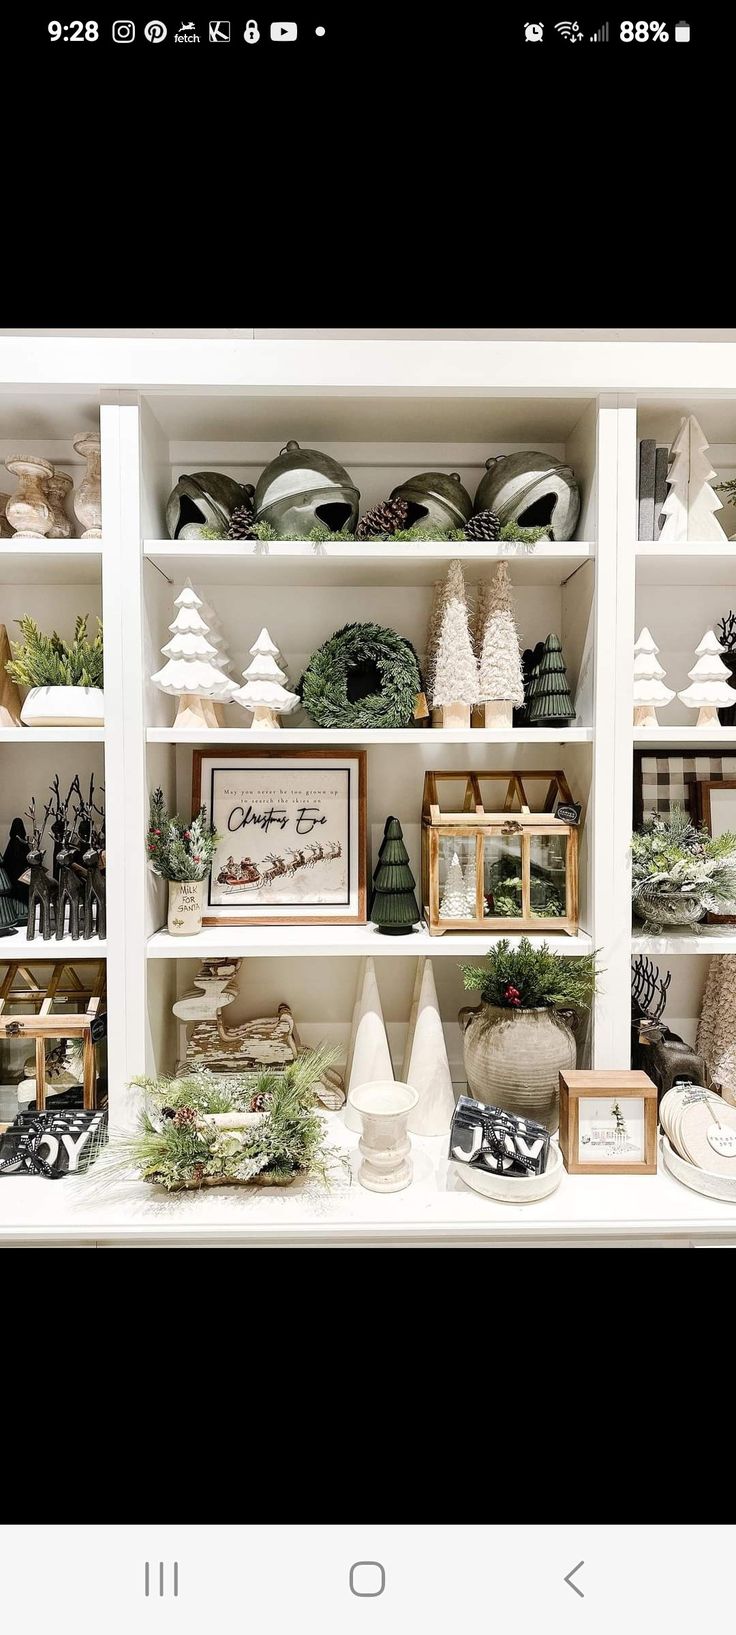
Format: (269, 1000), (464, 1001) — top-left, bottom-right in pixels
(558, 1071), (658, 1175)
(696, 779), (736, 924)
(192, 747), (367, 926)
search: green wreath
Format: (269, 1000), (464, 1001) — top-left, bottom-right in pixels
(300, 623), (423, 729)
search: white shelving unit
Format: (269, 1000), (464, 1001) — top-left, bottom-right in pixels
(4, 333), (736, 1243)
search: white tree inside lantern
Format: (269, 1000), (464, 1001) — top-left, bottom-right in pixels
(633, 626), (675, 727)
(678, 628), (736, 728)
(660, 415), (727, 543)
(233, 627), (300, 729)
(151, 582), (237, 729)
(439, 850), (473, 918)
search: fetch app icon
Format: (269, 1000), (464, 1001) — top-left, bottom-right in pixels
(271, 20), (297, 37)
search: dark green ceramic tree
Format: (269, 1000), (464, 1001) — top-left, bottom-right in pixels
(527, 632), (575, 725)
(370, 816), (420, 935)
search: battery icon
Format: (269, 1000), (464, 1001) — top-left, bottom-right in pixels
(675, 19), (690, 39)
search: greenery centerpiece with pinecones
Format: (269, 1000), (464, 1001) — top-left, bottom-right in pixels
(631, 806), (736, 931)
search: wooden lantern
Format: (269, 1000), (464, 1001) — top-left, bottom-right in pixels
(421, 770), (579, 936)
(0, 960), (106, 1112)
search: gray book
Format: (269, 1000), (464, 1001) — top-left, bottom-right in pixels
(653, 445), (669, 539)
(638, 439), (656, 540)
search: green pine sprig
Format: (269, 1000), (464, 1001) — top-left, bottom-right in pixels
(462, 937), (602, 1009)
(6, 614), (103, 689)
(146, 787), (219, 881)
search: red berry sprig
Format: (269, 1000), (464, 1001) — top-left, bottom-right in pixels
(504, 983), (522, 1007)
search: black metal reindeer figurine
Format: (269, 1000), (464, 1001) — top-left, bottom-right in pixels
(631, 956), (707, 1100)
(25, 798), (58, 941)
(717, 612), (736, 727)
(82, 787), (106, 941)
(54, 783), (85, 942)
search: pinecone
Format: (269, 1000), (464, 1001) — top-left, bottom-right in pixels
(227, 502), (257, 540)
(250, 1091), (267, 1113)
(465, 509), (501, 542)
(356, 497), (410, 540)
(173, 1105), (198, 1129)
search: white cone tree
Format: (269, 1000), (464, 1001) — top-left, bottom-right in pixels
(660, 415), (727, 543)
(431, 560), (479, 729)
(345, 957), (394, 1133)
(151, 582), (237, 729)
(404, 959), (455, 1136)
(678, 628), (736, 728)
(633, 626), (675, 726)
(233, 628), (300, 729)
(477, 561), (525, 728)
(439, 850), (473, 918)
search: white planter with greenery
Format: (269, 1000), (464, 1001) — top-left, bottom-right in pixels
(147, 788), (218, 940)
(167, 878), (206, 936)
(5, 613), (104, 728)
(20, 685), (105, 726)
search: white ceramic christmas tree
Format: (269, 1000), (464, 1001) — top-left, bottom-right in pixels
(477, 561), (525, 728)
(439, 850), (473, 918)
(678, 628), (736, 728)
(431, 560), (479, 730)
(633, 626), (675, 726)
(194, 587), (233, 726)
(403, 959), (455, 1136)
(660, 415), (727, 543)
(345, 957), (394, 1133)
(151, 582), (237, 729)
(233, 628), (300, 729)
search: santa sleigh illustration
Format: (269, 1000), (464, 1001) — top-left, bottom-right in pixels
(217, 839), (342, 892)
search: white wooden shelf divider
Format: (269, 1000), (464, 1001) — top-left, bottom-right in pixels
(0, 726), (105, 743)
(146, 726), (594, 746)
(0, 930), (108, 956)
(144, 539), (595, 589)
(633, 727), (736, 747)
(146, 924), (595, 960)
(632, 927), (736, 955)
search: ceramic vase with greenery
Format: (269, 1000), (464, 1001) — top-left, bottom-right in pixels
(631, 807), (736, 932)
(5, 613), (104, 726)
(459, 938), (601, 1132)
(146, 787), (218, 935)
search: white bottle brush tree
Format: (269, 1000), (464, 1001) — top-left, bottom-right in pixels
(151, 582), (237, 729)
(431, 560), (479, 730)
(439, 850), (474, 919)
(660, 415), (727, 543)
(633, 626), (675, 726)
(233, 627), (300, 729)
(678, 628), (736, 728)
(477, 561), (525, 728)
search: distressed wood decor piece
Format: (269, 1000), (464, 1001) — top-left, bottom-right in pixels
(0, 960), (106, 1110)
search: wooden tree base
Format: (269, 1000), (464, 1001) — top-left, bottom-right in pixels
(484, 700), (514, 729)
(172, 694), (221, 730)
(439, 701), (471, 730)
(251, 706), (281, 729)
(634, 705), (659, 727)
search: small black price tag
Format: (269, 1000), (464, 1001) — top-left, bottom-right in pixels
(555, 801), (582, 825)
(90, 1012), (107, 1044)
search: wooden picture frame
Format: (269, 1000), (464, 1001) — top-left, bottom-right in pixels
(192, 747), (367, 926)
(695, 779), (736, 924)
(559, 1070), (658, 1175)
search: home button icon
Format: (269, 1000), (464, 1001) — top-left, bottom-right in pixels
(349, 1562), (386, 1598)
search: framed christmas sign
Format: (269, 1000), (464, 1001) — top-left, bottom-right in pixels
(558, 1070), (658, 1175)
(192, 748), (367, 925)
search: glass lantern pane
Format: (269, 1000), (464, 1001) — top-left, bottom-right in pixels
(484, 835), (523, 918)
(529, 833), (567, 918)
(438, 834), (476, 919)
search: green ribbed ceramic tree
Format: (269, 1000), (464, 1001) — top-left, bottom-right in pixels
(370, 816), (420, 936)
(527, 632), (575, 726)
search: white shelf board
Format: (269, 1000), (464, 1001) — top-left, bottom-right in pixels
(633, 727), (736, 747)
(147, 725), (593, 746)
(0, 726), (105, 743)
(0, 928), (107, 955)
(144, 539), (595, 588)
(0, 543), (102, 585)
(147, 923), (594, 959)
(632, 926), (736, 955)
(636, 543), (736, 586)
(0, 1125), (732, 1246)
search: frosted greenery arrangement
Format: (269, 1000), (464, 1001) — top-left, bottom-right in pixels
(146, 787), (219, 882)
(631, 807), (736, 914)
(5, 614), (103, 689)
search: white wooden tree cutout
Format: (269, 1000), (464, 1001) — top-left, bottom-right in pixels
(345, 956), (393, 1132)
(151, 582), (237, 729)
(403, 959), (455, 1136)
(678, 628), (736, 728)
(233, 628), (300, 729)
(431, 560), (479, 730)
(633, 626), (675, 726)
(477, 561), (525, 728)
(659, 415), (727, 543)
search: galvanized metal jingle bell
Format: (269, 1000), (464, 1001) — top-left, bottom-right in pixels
(166, 473), (254, 541)
(254, 440), (360, 536)
(389, 470), (473, 533)
(474, 452), (580, 541)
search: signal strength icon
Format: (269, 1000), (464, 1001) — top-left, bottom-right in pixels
(589, 19), (609, 39)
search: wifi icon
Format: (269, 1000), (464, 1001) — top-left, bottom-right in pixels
(555, 18), (583, 38)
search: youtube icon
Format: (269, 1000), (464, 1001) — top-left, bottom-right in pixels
(270, 20), (298, 38)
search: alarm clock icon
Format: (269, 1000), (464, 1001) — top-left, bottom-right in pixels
(524, 21), (544, 40)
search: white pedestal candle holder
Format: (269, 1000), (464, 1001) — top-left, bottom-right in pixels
(348, 1080), (419, 1193)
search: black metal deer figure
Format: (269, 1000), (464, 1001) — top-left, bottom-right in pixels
(25, 798), (58, 941)
(54, 784), (85, 942)
(717, 612), (736, 727)
(83, 804), (106, 941)
(48, 775), (68, 879)
(631, 956), (707, 1100)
